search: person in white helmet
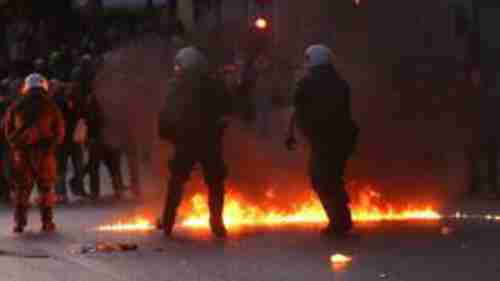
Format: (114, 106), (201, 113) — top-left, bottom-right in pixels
(4, 73), (65, 233)
(158, 46), (231, 238)
(286, 45), (359, 237)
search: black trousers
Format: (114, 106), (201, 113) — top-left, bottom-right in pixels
(162, 136), (227, 234)
(309, 145), (353, 233)
(56, 142), (84, 196)
(0, 147), (10, 202)
(86, 141), (124, 198)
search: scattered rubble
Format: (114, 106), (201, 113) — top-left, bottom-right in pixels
(378, 272), (389, 279)
(75, 242), (139, 255)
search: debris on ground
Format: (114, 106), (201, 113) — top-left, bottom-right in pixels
(74, 242), (139, 255)
(378, 272), (389, 279)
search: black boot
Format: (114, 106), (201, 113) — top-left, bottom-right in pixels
(208, 183), (227, 239)
(111, 173), (125, 200)
(162, 179), (184, 237)
(332, 204), (353, 233)
(315, 190), (352, 237)
(210, 220), (227, 239)
(70, 177), (88, 198)
(89, 167), (100, 200)
(321, 203), (353, 238)
(13, 206), (28, 233)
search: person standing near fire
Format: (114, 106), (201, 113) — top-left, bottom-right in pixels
(286, 45), (359, 237)
(83, 93), (126, 200)
(4, 73), (65, 233)
(158, 46), (231, 238)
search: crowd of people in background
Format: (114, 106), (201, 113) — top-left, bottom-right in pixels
(0, 8), (360, 238)
(0, 18), (160, 206)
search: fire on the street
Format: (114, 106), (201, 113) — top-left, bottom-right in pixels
(94, 187), (441, 232)
(180, 189), (441, 229)
(96, 217), (156, 232)
(330, 254), (352, 264)
(330, 253), (353, 271)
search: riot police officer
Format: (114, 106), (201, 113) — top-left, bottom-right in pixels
(158, 46), (231, 238)
(286, 45), (358, 237)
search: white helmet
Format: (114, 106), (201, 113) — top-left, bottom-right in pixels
(22, 73), (49, 94)
(304, 44), (334, 68)
(82, 53), (92, 62)
(174, 46), (208, 73)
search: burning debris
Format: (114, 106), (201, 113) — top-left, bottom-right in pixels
(330, 253), (353, 271)
(378, 273), (390, 279)
(330, 253), (353, 264)
(95, 217), (156, 232)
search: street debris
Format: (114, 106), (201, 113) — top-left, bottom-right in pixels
(75, 242), (139, 255)
(378, 272), (389, 279)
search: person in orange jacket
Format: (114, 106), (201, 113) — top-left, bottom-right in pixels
(4, 73), (65, 233)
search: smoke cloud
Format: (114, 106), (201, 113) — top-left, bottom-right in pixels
(92, 35), (478, 216)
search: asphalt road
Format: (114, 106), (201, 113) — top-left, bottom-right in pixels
(0, 193), (499, 281)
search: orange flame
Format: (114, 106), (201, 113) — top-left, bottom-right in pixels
(95, 217), (155, 232)
(180, 187), (441, 230)
(330, 253), (353, 271)
(255, 18), (268, 29)
(330, 254), (352, 264)
(95, 187), (441, 232)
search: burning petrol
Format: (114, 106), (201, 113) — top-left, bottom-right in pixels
(95, 184), (441, 233)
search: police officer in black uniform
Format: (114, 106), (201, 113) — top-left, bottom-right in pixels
(158, 46), (231, 238)
(286, 44), (358, 237)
